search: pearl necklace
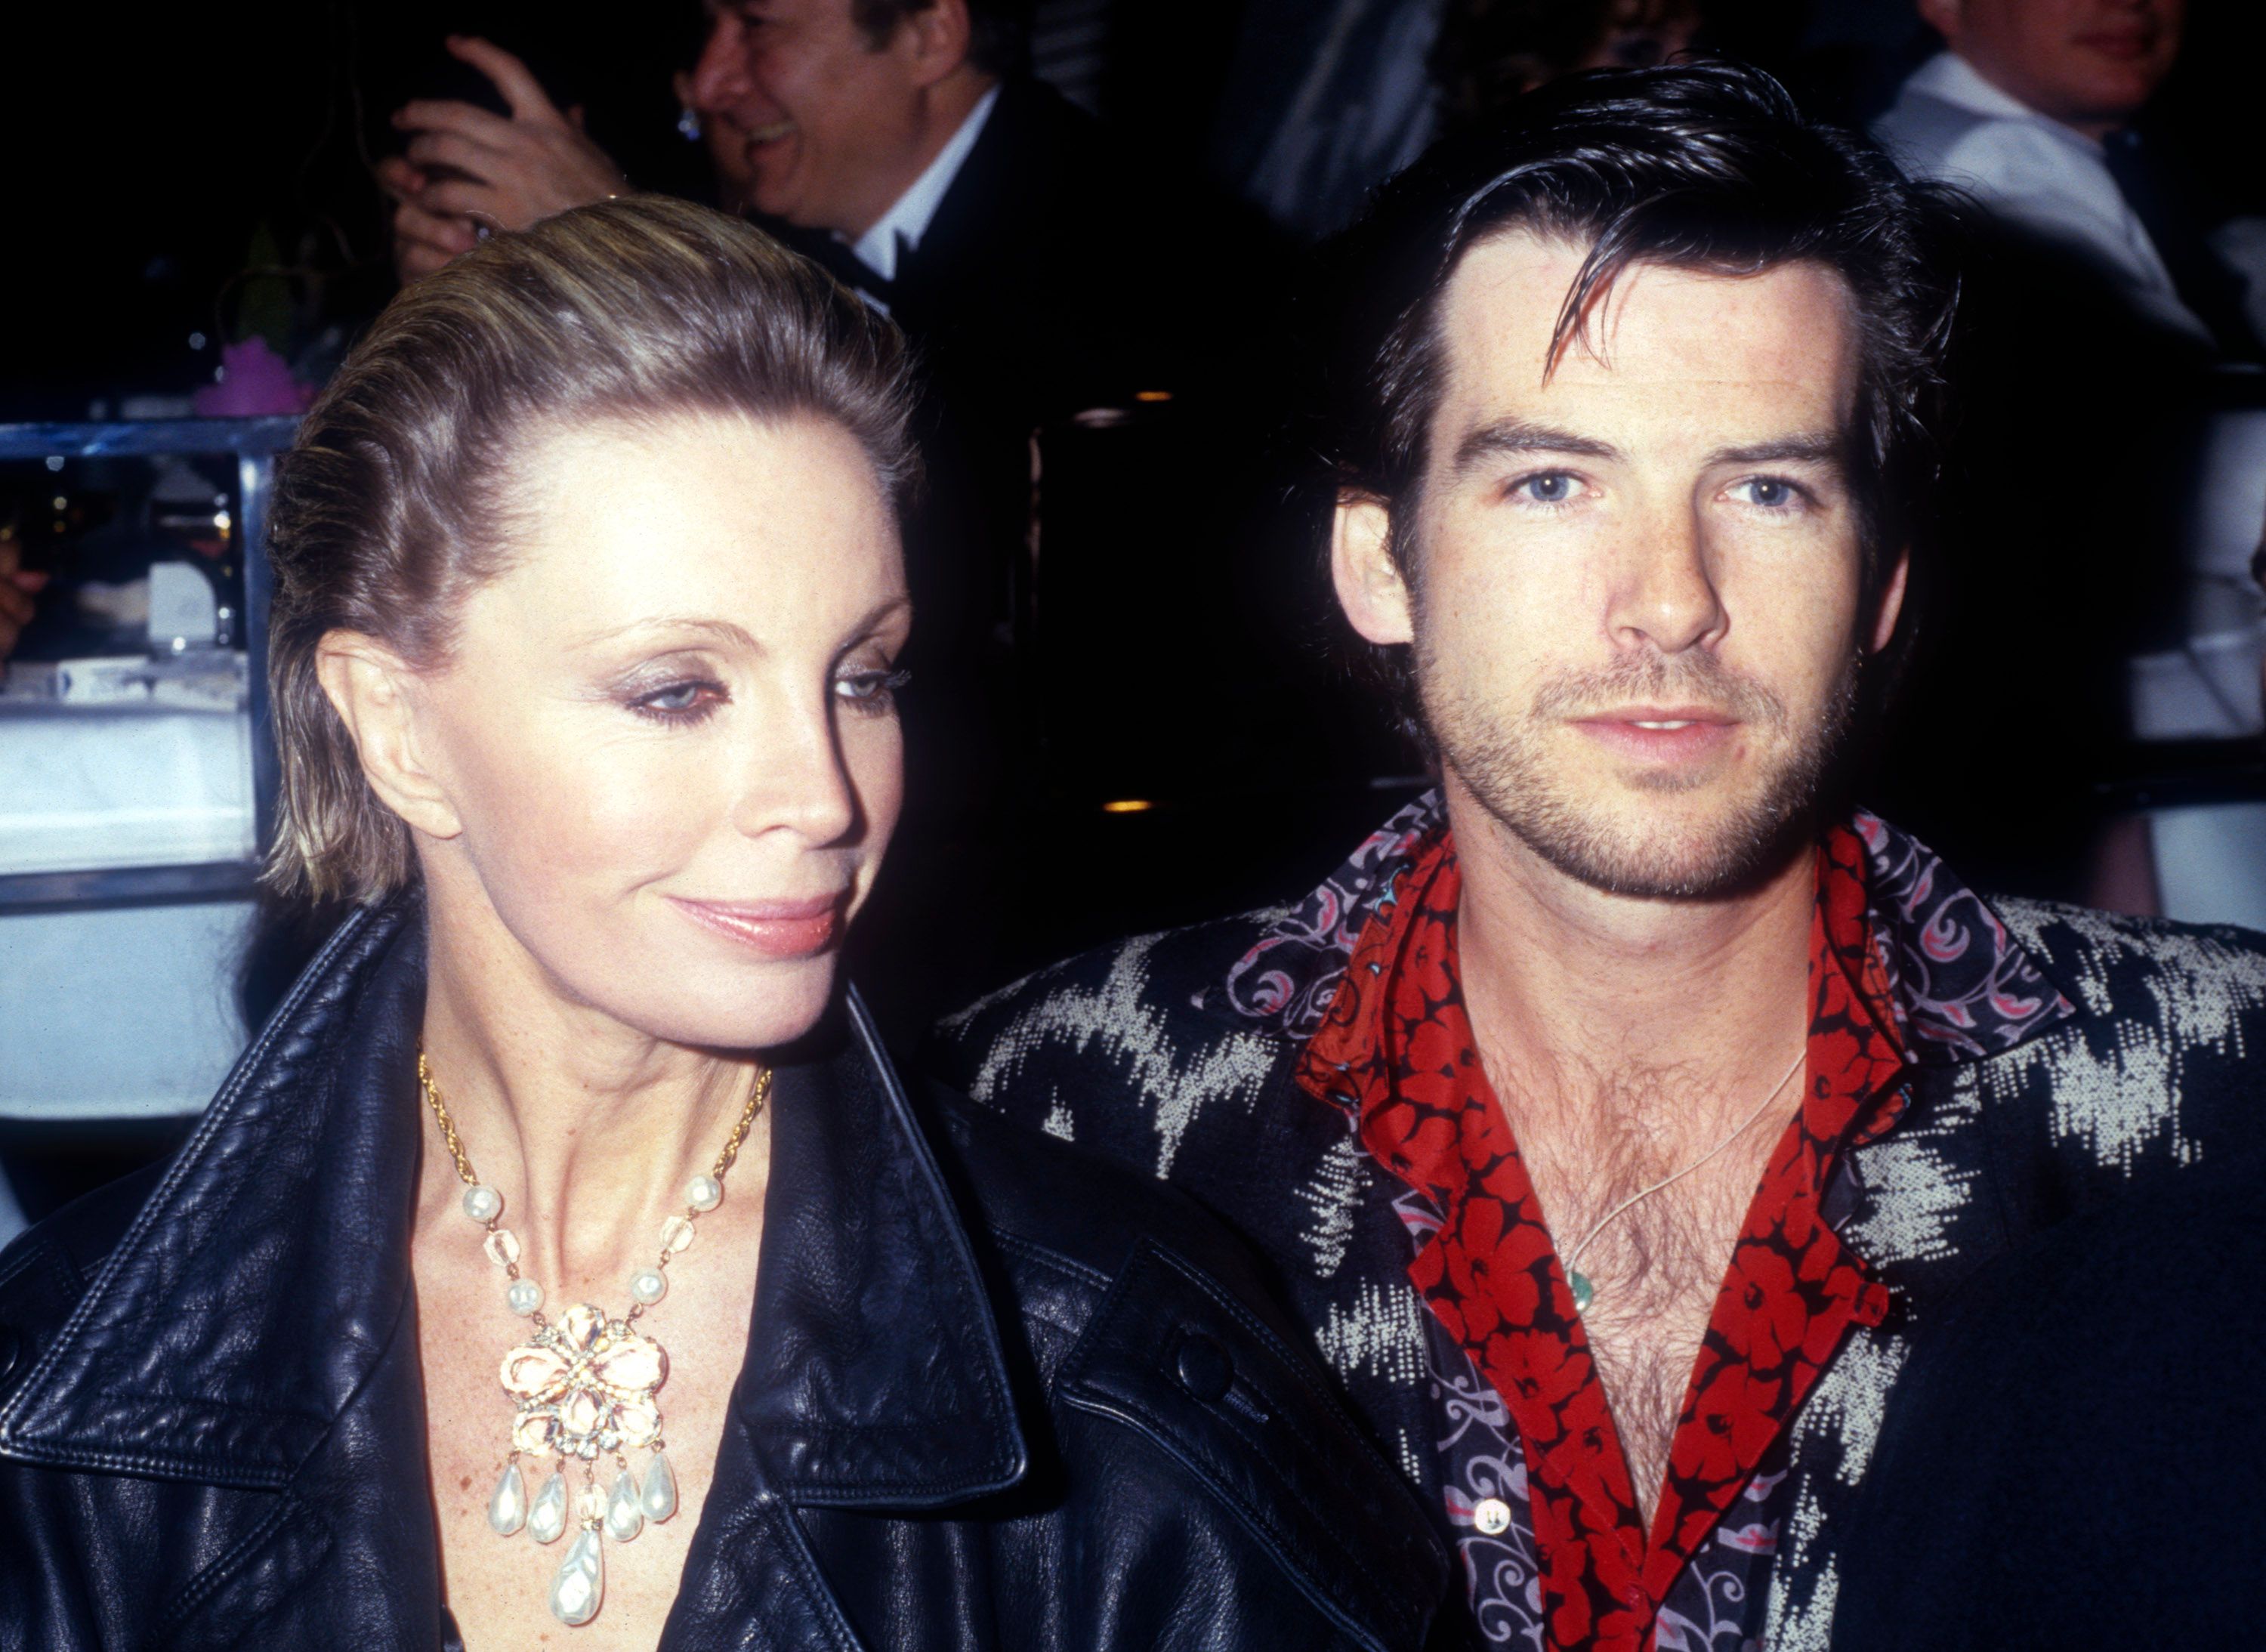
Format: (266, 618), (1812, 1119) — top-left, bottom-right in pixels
(418, 1050), (770, 1629)
(1560, 1046), (1805, 1314)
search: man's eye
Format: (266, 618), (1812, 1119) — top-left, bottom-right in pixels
(1514, 472), (1579, 505)
(1731, 477), (1804, 510)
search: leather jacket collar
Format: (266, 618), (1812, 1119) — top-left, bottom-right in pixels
(0, 894), (1029, 1509)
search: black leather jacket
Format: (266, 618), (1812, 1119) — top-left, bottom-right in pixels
(0, 900), (1448, 1650)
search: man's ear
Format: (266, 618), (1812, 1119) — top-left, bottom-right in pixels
(314, 632), (465, 845)
(1869, 548), (1911, 657)
(900, 0), (974, 86)
(1332, 493), (1415, 646)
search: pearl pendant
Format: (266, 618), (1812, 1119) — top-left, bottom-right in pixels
(549, 1527), (604, 1627)
(486, 1462), (528, 1536)
(605, 1469), (645, 1542)
(528, 1468), (568, 1544)
(1569, 1270), (1595, 1313)
(641, 1450), (679, 1522)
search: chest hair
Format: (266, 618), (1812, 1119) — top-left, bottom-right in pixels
(1500, 1061), (1789, 1528)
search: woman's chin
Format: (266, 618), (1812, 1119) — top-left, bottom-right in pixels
(593, 953), (844, 1055)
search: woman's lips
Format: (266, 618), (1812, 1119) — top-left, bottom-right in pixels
(668, 894), (844, 961)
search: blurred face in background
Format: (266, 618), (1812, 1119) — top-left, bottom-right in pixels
(687, 0), (959, 239)
(1920, 0), (2184, 136)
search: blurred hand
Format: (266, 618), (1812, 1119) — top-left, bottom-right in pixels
(381, 36), (628, 283)
(0, 536), (48, 662)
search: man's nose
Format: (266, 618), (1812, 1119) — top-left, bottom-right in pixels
(1606, 501), (1728, 656)
(687, 15), (752, 114)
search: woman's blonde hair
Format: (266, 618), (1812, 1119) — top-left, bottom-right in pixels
(262, 195), (919, 905)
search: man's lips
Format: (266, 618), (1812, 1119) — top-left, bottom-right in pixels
(2074, 29), (2156, 60)
(744, 119), (795, 148)
(668, 894), (844, 960)
(1570, 706), (1739, 759)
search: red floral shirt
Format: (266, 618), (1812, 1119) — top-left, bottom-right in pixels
(1295, 824), (1908, 1652)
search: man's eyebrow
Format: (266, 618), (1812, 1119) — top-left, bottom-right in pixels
(573, 616), (762, 653)
(1451, 418), (1621, 476)
(1707, 432), (1850, 469)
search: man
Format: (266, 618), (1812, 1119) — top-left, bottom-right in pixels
(935, 64), (2266, 1652)
(1865, 0), (2264, 882)
(1873, 0), (2253, 355)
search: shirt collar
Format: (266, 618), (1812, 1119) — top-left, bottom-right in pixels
(1227, 789), (2076, 1064)
(1908, 49), (2106, 153)
(847, 83), (1001, 283)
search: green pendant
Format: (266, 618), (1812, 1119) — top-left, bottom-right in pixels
(1569, 1270), (1595, 1313)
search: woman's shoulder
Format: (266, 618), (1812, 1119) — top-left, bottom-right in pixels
(0, 1159), (170, 1368)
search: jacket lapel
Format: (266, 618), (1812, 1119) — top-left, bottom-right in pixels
(0, 899), (425, 1483)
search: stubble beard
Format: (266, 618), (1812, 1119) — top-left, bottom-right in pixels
(1419, 645), (1859, 900)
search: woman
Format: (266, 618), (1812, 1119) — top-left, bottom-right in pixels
(0, 199), (1441, 1647)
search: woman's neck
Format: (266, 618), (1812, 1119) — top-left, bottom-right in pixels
(413, 886), (766, 1305)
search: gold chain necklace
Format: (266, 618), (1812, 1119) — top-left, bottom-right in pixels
(418, 1048), (770, 1629)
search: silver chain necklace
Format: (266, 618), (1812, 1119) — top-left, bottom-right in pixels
(1560, 1046), (1806, 1314)
(419, 1050), (770, 1628)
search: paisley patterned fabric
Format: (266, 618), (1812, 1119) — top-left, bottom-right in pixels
(1295, 822), (1906, 1652)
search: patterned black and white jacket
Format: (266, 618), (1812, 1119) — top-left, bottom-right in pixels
(931, 791), (2266, 1650)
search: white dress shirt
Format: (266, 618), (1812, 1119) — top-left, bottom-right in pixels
(845, 85), (1002, 287)
(1873, 51), (2211, 344)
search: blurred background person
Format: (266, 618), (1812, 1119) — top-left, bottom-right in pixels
(1860, 0), (2266, 903)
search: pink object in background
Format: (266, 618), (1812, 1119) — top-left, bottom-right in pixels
(193, 337), (317, 417)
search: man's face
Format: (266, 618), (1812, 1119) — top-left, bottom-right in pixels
(1335, 233), (1903, 900)
(688, 0), (934, 238)
(1923, 0), (2184, 134)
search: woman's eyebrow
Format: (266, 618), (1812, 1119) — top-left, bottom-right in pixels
(571, 616), (763, 653)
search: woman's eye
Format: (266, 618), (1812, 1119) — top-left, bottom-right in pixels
(1513, 471), (1579, 505)
(834, 667), (911, 713)
(1730, 476), (1804, 510)
(630, 679), (727, 722)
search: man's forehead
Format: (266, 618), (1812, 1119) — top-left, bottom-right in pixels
(1431, 230), (1861, 434)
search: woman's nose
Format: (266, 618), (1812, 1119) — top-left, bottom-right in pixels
(732, 699), (863, 848)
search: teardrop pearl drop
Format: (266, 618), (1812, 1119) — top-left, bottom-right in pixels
(641, 1450), (679, 1522)
(486, 1462), (528, 1536)
(549, 1527), (604, 1626)
(528, 1468), (569, 1544)
(605, 1468), (645, 1542)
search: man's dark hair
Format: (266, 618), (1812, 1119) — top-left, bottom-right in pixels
(1319, 60), (1962, 718)
(852, 0), (1031, 79)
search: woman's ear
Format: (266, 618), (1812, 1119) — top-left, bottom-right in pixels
(1332, 492), (1416, 646)
(314, 631), (465, 843)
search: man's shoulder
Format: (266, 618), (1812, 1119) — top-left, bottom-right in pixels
(937, 909), (1296, 1079)
(1993, 897), (2266, 1027)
